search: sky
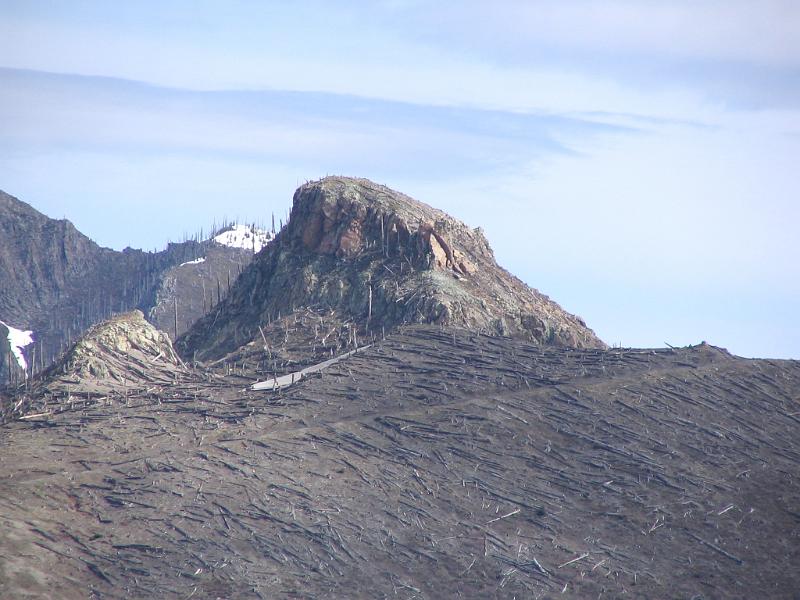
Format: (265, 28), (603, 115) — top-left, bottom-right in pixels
(0, 0), (798, 358)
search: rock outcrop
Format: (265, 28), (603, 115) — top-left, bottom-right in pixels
(53, 310), (184, 390)
(2, 310), (192, 422)
(178, 176), (604, 361)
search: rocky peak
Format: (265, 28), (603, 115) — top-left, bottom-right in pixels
(43, 310), (185, 394)
(178, 177), (605, 361)
(290, 177), (491, 272)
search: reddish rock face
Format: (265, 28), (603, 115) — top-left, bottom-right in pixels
(299, 190), (368, 257)
(298, 192), (469, 281)
(301, 209), (324, 251)
(286, 177), (604, 347)
(428, 232), (449, 269)
(337, 221), (363, 258)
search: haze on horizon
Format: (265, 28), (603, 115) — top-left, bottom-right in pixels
(0, 1), (798, 359)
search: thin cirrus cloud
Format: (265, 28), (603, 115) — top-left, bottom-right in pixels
(368, 0), (800, 110)
(0, 68), (626, 175)
(5, 1), (794, 115)
(409, 1), (800, 67)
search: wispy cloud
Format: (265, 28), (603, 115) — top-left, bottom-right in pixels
(0, 68), (627, 175)
(372, 0), (800, 109)
(4, 1), (797, 115)
(398, 1), (800, 68)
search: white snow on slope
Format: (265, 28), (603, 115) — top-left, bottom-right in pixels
(0, 320), (34, 372)
(213, 224), (273, 253)
(179, 257), (206, 267)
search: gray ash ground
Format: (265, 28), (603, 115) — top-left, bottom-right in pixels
(1, 325), (799, 599)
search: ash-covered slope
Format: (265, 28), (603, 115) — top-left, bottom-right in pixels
(0, 190), (265, 383)
(1, 329), (798, 599)
(178, 177), (603, 361)
(147, 242), (264, 340)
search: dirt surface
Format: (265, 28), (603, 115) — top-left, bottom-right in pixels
(2, 325), (799, 599)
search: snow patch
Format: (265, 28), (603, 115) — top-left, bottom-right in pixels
(179, 257), (206, 267)
(0, 320), (34, 372)
(213, 224), (273, 253)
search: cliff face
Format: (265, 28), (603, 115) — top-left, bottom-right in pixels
(0, 190), (104, 323)
(178, 177), (604, 361)
(1, 190), (117, 380)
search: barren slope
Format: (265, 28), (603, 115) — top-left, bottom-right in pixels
(1, 325), (798, 599)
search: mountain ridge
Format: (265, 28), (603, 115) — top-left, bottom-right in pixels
(2, 315), (798, 598)
(0, 189), (267, 384)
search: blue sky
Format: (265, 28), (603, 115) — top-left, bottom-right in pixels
(1, 1), (798, 358)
